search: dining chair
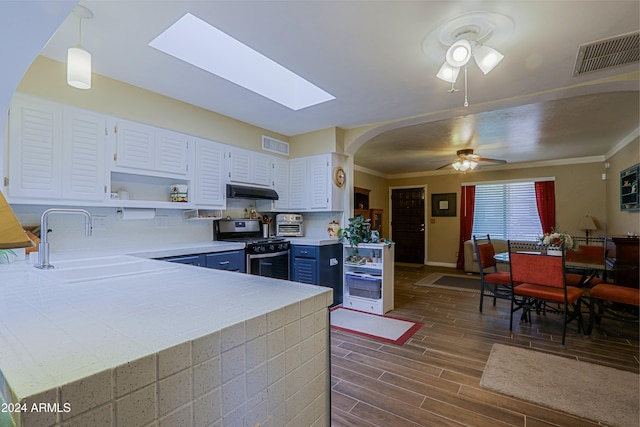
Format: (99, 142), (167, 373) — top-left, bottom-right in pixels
(588, 283), (640, 334)
(508, 243), (584, 345)
(564, 238), (606, 288)
(473, 235), (513, 312)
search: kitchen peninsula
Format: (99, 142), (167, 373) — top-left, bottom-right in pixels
(0, 245), (331, 427)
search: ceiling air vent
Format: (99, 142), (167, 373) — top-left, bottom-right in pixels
(262, 135), (289, 156)
(573, 31), (639, 76)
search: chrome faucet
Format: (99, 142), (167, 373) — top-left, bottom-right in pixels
(35, 208), (93, 269)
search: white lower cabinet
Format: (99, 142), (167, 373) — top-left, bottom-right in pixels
(342, 243), (394, 314)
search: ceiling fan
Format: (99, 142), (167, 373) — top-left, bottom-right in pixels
(437, 148), (507, 171)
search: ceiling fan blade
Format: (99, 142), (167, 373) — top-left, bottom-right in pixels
(436, 162), (454, 170)
(477, 157), (507, 164)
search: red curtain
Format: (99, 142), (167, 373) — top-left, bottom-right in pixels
(456, 185), (476, 270)
(535, 181), (556, 233)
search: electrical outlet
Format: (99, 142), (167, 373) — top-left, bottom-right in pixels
(92, 215), (107, 231)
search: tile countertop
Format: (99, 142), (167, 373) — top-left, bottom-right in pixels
(0, 243), (332, 403)
(287, 237), (342, 246)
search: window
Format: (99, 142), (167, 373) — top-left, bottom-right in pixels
(472, 181), (542, 240)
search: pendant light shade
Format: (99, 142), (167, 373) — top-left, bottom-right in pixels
(67, 46), (92, 89)
(66, 5), (93, 90)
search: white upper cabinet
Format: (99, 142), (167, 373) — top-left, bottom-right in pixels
(6, 95), (346, 212)
(288, 158), (307, 210)
(262, 153), (347, 212)
(156, 129), (190, 175)
(308, 155), (330, 210)
(61, 108), (107, 201)
(8, 95), (106, 202)
(226, 147), (270, 187)
(193, 137), (226, 208)
(257, 156), (290, 212)
(115, 120), (188, 177)
(271, 156), (290, 210)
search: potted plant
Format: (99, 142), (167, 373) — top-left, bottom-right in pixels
(338, 215), (371, 264)
(338, 215), (392, 264)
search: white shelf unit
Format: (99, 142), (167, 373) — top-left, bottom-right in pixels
(342, 243), (394, 314)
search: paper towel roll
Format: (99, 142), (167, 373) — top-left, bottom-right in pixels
(117, 208), (156, 220)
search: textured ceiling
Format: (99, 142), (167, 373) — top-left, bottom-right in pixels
(37, 1), (640, 176)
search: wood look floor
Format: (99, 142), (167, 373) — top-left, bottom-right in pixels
(330, 265), (639, 427)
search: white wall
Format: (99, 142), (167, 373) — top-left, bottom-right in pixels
(0, 1), (76, 194)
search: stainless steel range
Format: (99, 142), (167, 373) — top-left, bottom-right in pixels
(214, 219), (290, 280)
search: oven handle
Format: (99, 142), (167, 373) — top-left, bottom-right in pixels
(246, 249), (290, 260)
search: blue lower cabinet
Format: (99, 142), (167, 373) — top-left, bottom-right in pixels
(163, 255), (201, 265)
(204, 250), (245, 273)
(160, 250), (245, 273)
(291, 244), (343, 306)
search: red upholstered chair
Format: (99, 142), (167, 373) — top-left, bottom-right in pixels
(588, 283), (640, 333)
(473, 235), (513, 312)
(508, 243), (584, 345)
(565, 243), (606, 288)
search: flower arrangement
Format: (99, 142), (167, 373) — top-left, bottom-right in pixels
(539, 231), (579, 251)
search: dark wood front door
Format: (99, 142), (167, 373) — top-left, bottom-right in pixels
(391, 188), (425, 264)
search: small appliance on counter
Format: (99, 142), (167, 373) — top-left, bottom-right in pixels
(276, 214), (304, 237)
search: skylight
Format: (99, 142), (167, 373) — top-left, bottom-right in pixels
(149, 13), (335, 110)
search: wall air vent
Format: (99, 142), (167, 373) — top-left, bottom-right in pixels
(262, 135), (289, 156)
(573, 31), (639, 76)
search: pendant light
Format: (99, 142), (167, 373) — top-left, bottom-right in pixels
(67, 5), (94, 90)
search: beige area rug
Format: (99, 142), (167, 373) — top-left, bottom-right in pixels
(481, 344), (640, 427)
(415, 273), (481, 293)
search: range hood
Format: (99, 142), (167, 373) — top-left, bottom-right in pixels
(226, 184), (279, 200)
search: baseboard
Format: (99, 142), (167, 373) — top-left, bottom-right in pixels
(426, 261), (457, 268)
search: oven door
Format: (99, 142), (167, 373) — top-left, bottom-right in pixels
(247, 250), (290, 280)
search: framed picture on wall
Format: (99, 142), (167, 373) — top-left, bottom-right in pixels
(431, 193), (456, 217)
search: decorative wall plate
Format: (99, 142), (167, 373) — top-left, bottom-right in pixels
(334, 167), (346, 187)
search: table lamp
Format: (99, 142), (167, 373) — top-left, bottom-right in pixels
(0, 191), (34, 249)
(579, 215), (598, 244)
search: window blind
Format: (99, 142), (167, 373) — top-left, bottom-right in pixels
(472, 181), (543, 241)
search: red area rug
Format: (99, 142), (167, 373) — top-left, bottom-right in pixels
(330, 306), (423, 345)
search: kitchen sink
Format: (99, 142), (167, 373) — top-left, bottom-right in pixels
(35, 256), (178, 283)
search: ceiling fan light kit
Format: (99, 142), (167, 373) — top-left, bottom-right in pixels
(431, 11), (513, 106)
(439, 148), (507, 173)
